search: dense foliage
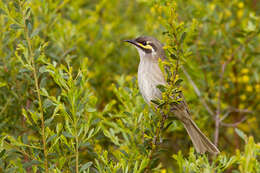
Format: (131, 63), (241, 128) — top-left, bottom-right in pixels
(0, 0), (259, 172)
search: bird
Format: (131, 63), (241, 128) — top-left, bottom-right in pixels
(125, 36), (220, 154)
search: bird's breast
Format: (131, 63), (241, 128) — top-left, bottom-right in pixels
(138, 59), (166, 104)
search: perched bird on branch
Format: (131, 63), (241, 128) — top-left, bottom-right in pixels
(125, 36), (219, 154)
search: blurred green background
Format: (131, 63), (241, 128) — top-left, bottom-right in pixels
(0, 0), (259, 172)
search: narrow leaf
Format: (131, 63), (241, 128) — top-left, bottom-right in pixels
(151, 99), (160, 105)
(10, 24), (21, 30)
(180, 32), (187, 43)
(170, 53), (178, 60)
(156, 84), (166, 92)
(80, 162), (92, 172)
(175, 79), (183, 86)
(235, 128), (247, 141)
(0, 149), (6, 158)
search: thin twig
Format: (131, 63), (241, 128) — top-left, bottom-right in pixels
(214, 61), (228, 146)
(220, 108), (253, 122)
(220, 116), (248, 127)
(23, 7), (49, 173)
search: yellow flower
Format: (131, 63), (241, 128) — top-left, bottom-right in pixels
(240, 94), (246, 101)
(210, 4), (215, 11)
(238, 2), (244, 8)
(237, 10), (244, 19)
(256, 84), (260, 92)
(257, 94), (260, 100)
(231, 76), (236, 83)
(125, 75), (132, 82)
(241, 75), (249, 83)
(225, 10), (232, 18)
(94, 144), (102, 153)
(224, 83), (229, 89)
(241, 68), (249, 74)
(246, 85), (253, 92)
(161, 169), (167, 173)
(150, 7), (155, 13)
(239, 103), (245, 109)
(215, 92), (220, 98)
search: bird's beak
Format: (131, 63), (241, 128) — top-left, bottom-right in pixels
(124, 39), (142, 49)
(124, 39), (137, 45)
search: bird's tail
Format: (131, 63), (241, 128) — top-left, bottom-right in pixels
(182, 119), (220, 154)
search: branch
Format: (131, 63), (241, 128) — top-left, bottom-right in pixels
(220, 107), (253, 122)
(220, 116), (248, 127)
(22, 5), (48, 172)
(214, 61), (228, 146)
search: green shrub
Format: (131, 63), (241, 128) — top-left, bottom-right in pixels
(0, 0), (259, 172)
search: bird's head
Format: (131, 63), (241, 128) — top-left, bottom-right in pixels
(125, 36), (166, 61)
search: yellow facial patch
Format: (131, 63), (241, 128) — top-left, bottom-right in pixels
(137, 43), (153, 50)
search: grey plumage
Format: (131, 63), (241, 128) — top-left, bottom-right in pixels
(125, 36), (219, 154)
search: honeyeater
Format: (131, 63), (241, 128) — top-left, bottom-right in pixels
(125, 36), (219, 154)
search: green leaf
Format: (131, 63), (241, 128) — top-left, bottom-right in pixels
(123, 111), (131, 116)
(87, 107), (96, 112)
(80, 162), (92, 172)
(162, 31), (169, 35)
(13, 2), (20, 11)
(31, 27), (41, 38)
(46, 134), (57, 144)
(222, 156), (237, 170)
(87, 129), (94, 140)
(120, 150), (129, 158)
(151, 99), (160, 105)
(158, 101), (166, 109)
(0, 149), (6, 158)
(43, 99), (54, 109)
(25, 19), (32, 37)
(40, 87), (49, 96)
(56, 123), (62, 134)
(180, 32), (187, 43)
(150, 158), (159, 169)
(0, 8), (7, 15)
(44, 117), (54, 126)
(235, 128), (247, 141)
(62, 131), (74, 138)
(170, 53), (178, 60)
(246, 21), (256, 32)
(139, 158), (149, 171)
(0, 82), (7, 88)
(25, 8), (31, 18)
(22, 109), (32, 126)
(39, 66), (47, 73)
(23, 160), (41, 168)
(175, 79), (183, 86)
(10, 24), (21, 30)
(162, 122), (173, 132)
(156, 84), (166, 92)
(29, 110), (39, 124)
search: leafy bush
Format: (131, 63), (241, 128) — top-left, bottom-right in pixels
(0, 0), (259, 172)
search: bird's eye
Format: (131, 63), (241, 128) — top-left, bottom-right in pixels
(142, 41), (147, 45)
